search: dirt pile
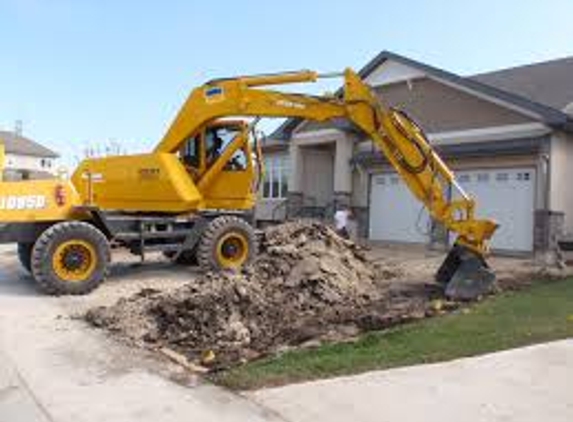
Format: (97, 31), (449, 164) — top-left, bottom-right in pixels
(86, 221), (441, 368)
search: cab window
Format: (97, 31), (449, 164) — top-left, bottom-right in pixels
(225, 147), (247, 171)
(205, 126), (247, 171)
(180, 135), (200, 168)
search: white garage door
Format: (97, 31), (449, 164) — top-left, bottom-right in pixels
(369, 174), (430, 243)
(453, 168), (535, 252)
(369, 167), (536, 252)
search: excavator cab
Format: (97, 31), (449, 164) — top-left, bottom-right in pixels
(179, 121), (246, 176)
(178, 120), (259, 209)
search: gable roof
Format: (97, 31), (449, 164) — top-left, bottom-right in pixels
(271, 51), (573, 140)
(0, 131), (59, 158)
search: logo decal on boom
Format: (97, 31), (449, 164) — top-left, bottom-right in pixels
(204, 86), (225, 104)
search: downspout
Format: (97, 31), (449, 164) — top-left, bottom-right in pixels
(539, 136), (552, 258)
(542, 149), (551, 212)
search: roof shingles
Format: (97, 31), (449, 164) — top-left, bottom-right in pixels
(0, 131), (59, 158)
(472, 56), (573, 111)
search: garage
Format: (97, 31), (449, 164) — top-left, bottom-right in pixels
(369, 167), (536, 252)
(369, 173), (430, 244)
(453, 167), (536, 252)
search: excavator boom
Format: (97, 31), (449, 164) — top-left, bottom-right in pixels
(152, 68), (498, 299)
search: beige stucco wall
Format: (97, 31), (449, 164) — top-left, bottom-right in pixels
(549, 132), (573, 234)
(301, 145), (334, 206)
(352, 168), (369, 207)
(376, 78), (533, 132)
(298, 77), (534, 134)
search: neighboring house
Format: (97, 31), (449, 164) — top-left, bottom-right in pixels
(0, 130), (59, 180)
(256, 51), (573, 254)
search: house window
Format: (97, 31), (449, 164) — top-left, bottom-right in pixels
(40, 158), (53, 169)
(496, 172), (509, 182)
(262, 155), (290, 199)
(477, 173), (490, 183)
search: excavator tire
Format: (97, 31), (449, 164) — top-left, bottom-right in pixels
(197, 216), (256, 272)
(17, 242), (34, 274)
(31, 221), (111, 295)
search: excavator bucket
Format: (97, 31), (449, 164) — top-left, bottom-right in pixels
(435, 244), (495, 301)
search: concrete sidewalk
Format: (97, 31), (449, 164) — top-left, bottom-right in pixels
(249, 339), (573, 422)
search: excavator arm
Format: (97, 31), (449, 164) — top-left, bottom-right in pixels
(157, 68), (498, 299)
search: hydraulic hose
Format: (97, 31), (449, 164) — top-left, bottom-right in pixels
(387, 108), (430, 175)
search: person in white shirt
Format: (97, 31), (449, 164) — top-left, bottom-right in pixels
(334, 205), (352, 239)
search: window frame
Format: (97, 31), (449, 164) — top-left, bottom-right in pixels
(261, 154), (290, 200)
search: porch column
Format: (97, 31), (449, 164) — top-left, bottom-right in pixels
(288, 142), (303, 193)
(287, 142), (304, 217)
(333, 134), (353, 207)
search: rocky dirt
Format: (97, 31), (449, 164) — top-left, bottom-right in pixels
(84, 221), (572, 370)
(86, 221), (444, 368)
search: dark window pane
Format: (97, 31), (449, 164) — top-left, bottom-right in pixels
(281, 180), (288, 198)
(263, 181), (271, 198)
(271, 181), (280, 199)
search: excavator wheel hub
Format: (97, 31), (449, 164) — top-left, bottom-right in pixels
(53, 240), (97, 282)
(218, 232), (248, 265)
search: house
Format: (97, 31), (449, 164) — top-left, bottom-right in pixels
(255, 52), (573, 254)
(0, 130), (59, 180)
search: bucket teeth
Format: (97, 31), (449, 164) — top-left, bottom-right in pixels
(436, 245), (495, 301)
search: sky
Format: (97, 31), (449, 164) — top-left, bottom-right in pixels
(1, 0), (573, 166)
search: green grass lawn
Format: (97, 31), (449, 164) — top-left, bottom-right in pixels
(213, 278), (573, 390)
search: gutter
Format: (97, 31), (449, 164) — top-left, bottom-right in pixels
(352, 136), (549, 167)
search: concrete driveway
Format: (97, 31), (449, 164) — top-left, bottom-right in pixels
(249, 339), (573, 422)
(0, 245), (283, 422)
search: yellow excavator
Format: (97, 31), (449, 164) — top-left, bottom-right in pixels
(0, 68), (497, 299)
(0, 142), (5, 182)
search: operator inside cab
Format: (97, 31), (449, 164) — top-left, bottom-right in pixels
(180, 124), (247, 178)
(206, 128), (224, 165)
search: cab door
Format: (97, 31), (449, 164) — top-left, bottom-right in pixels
(199, 124), (256, 210)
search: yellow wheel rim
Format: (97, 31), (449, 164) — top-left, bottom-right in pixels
(216, 232), (249, 268)
(52, 240), (97, 282)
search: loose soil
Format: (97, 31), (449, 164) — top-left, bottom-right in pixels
(84, 221), (570, 370)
